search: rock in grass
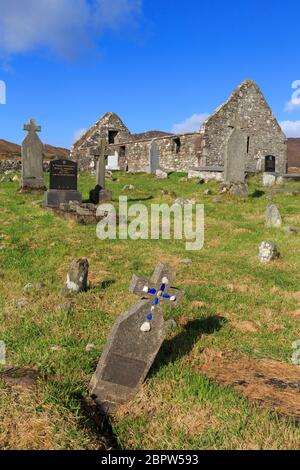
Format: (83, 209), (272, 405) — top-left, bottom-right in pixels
(165, 319), (178, 331)
(284, 226), (298, 234)
(122, 184), (135, 191)
(65, 258), (89, 293)
(265, 204), (282, 228)
(228, 183), (249, 199)
(258, 241), (280, 263)
(174, 198), (195, 207)
(85, 343), (96, 352)
(156, 169), (168, 179)
(24, 282), (45, 290)
(212, 197), (223, 203)
(204, 189), (212, 196)
(16, 299), (29, 309)
(180, 258), (193, 265)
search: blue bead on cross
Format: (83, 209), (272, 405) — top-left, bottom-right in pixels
(129, 262), (183, 332)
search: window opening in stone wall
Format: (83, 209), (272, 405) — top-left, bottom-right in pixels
(108, 130), (118, 144)
(174, 138), (181, 154)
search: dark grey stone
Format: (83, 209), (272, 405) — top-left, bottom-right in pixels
(44, 189), (82, 208)
(49, 159), (78, 190)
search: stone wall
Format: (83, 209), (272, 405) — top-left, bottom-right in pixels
(0, 159), (21, 173)
(71, 80), (288, 176)
(119, 133), (202, 173)
(200, 80), (287, 174)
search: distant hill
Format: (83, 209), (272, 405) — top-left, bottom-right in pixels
(0, 139), (70, 160)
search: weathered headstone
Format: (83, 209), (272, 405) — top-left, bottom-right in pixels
(45, 159), (82, 207)
(89, 140), (112, 203)
(90, 263), (183, 412)
(265, 204), (282, 228)
(21, 119), (45, 191)
(149, 141), (160, 174)
(258, 241), (280, 263)
(65, 258), (89, 293)
(224, 127), (247, 183)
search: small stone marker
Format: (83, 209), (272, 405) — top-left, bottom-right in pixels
(258, 241), (280, 263)
(90, 263), (183, 412)
(262, 173), (276, 187)
(21, 118), (45, 191)
(265, 204), (282, 228)
(45, 159), (82, 207)
(65, 258), (89, 293)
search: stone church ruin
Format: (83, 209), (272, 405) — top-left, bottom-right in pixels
(71, 80), (287, 180)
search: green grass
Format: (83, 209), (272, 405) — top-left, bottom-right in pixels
(0, 172), (300, 449)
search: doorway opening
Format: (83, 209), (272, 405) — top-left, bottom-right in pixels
(265, 155), (276, 172)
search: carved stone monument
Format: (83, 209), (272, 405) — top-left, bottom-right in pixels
(90, 263), (183, 413)
(21, 119), (45, 191)
(89, 139), (112, 204)
(44, 159), (82, 207)
(224, 117), (247, 183)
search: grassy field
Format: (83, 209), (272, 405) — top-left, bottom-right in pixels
(0, 171), (300, 450)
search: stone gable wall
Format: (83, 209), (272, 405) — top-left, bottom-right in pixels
(71, 113), (129, 171)
(201, 81), (287, 174)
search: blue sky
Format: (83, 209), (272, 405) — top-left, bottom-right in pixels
(0, 0), (300, 148)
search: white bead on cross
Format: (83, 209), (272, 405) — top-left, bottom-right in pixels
(23, 118), (41, 133)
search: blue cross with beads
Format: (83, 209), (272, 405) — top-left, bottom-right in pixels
(129, 263), (183, 332)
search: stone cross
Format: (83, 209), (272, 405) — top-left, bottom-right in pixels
(90, 263), (183, 413)
(21, 118), (45, 191)
(129, 262), (184, 328)
(90, 139), (109, 189)
(24, 118), (41, 134)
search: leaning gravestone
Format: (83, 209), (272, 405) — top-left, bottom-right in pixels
(21, 119), (45, 191)
(90, 263), (183, 413)
(45, 159), (82, 207)
(224, 127), (247, 183)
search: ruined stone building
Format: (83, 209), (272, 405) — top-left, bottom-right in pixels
(70, 80), (287, 178)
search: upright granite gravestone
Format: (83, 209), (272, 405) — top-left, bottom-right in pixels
(21, 119), (45, 191)
(224, 127), (247, 183)
(45, 159), (82, 207)
(90, 263), (183, 413)
(89, 139), (112, 204)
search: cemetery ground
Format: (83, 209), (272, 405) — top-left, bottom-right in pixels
(0, 172), (300, 450)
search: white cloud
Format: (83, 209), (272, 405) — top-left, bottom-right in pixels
(73, 128), (87, 143)
(172, 113), (209, 134)
(284, 101), (300, 112)
(280, 120), (300, 137)
(0, 0), (141, 59)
